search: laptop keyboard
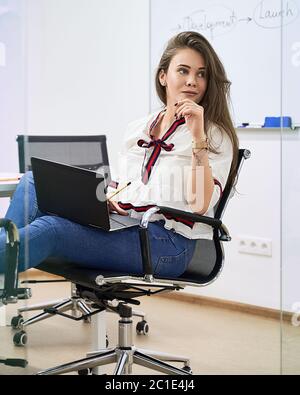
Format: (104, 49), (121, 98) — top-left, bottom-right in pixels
(109, 214), (140, 230)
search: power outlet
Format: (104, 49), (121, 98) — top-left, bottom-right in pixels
(237, 236), (272, 257)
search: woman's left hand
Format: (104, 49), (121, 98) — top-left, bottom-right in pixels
(175, 99), (206, 141)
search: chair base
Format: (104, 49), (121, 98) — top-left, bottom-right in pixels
(37, 348), (192, 375)
(37, 303), (192, 376)
(12, 285), (148, 345)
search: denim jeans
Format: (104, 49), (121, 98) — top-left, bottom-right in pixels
(0, 172), (196, 277)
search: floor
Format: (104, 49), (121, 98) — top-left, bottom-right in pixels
(0, 278), (299, 375)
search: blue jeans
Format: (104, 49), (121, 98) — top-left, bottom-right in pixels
(0, 172), (196, 277)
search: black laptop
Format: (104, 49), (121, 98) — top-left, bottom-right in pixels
(31, 157), (140, 231)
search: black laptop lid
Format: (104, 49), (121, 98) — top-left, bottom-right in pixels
(31, 157), (110, 230)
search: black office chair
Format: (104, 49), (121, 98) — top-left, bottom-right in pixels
(0, 219), (31, 304)
(16, 135), (110, 174)
(0, 219), (29, 369)
(11, 135), (148, 347)
(33, 148), (251, 375)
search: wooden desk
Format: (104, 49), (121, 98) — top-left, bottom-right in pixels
(0, 174), (21, 198)
(0, 183), (18, 198)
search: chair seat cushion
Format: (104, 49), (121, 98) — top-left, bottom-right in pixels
(36, 237), (221, 289)
(36, 259), (192, 288)
(36, 258), (131, 288)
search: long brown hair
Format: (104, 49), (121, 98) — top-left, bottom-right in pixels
(155, 31), (239, 189)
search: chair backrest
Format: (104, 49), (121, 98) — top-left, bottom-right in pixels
(214, 149), (251, 220)
(178, 148), (251, 285)
(16, 134), (111, 185)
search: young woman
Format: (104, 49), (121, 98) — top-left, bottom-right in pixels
(0, 31), (238, 277)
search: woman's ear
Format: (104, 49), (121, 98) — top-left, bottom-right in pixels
(159, 69), (167, 87)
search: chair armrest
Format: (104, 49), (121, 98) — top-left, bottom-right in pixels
(137, 205), (229, 281)
(157, 206), (222, 229)
(0, 219), (20, 304)
(158, 206), (231, 241)
(139, 227), (154, 278)
(138, 207), (161, 279)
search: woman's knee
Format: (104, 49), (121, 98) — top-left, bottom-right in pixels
(19, 171), (34, 186)
(25, 171), (34, 182)
(32, 215), (73, 238)
(33, 215), (61, 229)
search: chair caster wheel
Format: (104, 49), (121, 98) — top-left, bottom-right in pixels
(182, 366), (193, 374)
(13, 331), (27, 346)
(136, 320), (149, 335)
(11, 315), (24, 330)
(78, 368), (92, 375)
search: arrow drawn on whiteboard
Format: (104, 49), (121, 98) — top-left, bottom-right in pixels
(238, 17), (252, 23)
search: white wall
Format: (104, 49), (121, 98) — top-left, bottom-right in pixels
(282, 131), (300, 314)
(185, 130), (282, 309)
(0, 0), (26, 216)
(26, 0), (150, 175)
(0, 0), (26, 175)
(2, 0), (299, 312)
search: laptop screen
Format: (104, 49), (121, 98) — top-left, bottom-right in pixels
(31, 157), (111, 230)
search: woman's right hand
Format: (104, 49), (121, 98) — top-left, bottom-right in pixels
(107, 200), (129, 216)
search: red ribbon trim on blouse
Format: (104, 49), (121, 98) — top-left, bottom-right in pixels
(213, 179), (223, 198)
(137, 112), (185, 185)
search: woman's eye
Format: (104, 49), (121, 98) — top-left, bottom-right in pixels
(178, 68), (188, 74)
(178, 68), (205, 78)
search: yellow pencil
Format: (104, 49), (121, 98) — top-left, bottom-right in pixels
(107, 182), (131, 200)
(0, 177), (21, 182)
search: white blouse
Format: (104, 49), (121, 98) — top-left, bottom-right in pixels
(109, 109), (233, 240)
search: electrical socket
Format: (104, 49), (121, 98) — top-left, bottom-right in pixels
(237, 236), (272, 257)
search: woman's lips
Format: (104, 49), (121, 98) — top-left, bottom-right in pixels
(182, 91), (198, 96)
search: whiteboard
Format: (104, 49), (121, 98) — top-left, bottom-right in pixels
(150, 0), (300, 126)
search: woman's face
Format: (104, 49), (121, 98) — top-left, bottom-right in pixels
(159, 47), (207, 107)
